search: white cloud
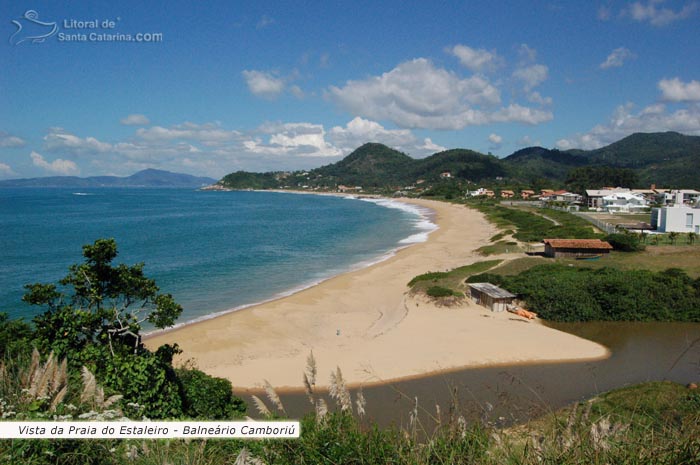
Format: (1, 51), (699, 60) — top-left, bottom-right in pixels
(659, 78), (700, 102)
(517, 44), (538, 63)
(417, 138), (447, 154)
(328, 58), (552, 130)
(626, 0), (698, 26)
(600, 47), (635, 69)
(44, 128), (112, 155)
(0, 162), (15, 177)
(0, 132), (26, 147)
(556, 101), (700, 150)
(449, 44), (502, 73)
(328, 116), (445, 156)
(120, 114), (151, 126)
(527, 91), (553, 105)
(488, 133), (503, 145)
(513, 64), (549, 91)
(244, 122), (341, 157)
(136, 122), (239, 146)
(242, 70), (285, 98)
(30, 151), (79, 175)
(328, 117), (413, 150)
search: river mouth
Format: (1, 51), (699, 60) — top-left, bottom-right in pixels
(266, 321), (700, 428)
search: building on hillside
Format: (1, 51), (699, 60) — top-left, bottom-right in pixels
(547, 190), (582, 203)
(543, 239), (613, 258)
(585, 188), (631, 209)
(468, 188), (495, 198)
(601, 191), (649, 213)
(467, 283), (516, 312)
(520, 189), (536, 200)
(658, 189), (700, 206)
(540, 189), (555, 197)
(500, 190), (515, 199)
(440, 171), (452, 178)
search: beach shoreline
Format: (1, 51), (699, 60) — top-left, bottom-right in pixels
(145, 197), (610, 391)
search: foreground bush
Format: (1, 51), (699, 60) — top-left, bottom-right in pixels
(177, 367), (246, 419)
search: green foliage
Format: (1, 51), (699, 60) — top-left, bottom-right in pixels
(604, 233), (646, 252)
(220, 171), (282, 189)
(0, 313), (33, 358)
(25, 238), (182, 361)
(408, 271), (450, 286)
(421, 180), (466, 199)
(565, 165), (638, 193)
(426, 286), (457, 298)
(99, 351), (183, 419)
(176, 368), (246, 419)
(497, 264), (700, 322)
(408, 260), (502, 288)
(20, 239), (191, 419)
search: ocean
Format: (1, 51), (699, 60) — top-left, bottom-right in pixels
(0, 189), (435, 325)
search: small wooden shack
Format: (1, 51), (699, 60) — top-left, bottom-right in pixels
(467, 283), (516, 312)
(543, 239), (613, 258)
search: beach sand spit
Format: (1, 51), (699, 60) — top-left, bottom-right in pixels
(145, 198), (609, 390)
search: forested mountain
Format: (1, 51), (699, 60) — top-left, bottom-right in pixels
(217, 132), (700, 191)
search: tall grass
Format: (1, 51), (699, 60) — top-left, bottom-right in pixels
(1, 350), (698, 464)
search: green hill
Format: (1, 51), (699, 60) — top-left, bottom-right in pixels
(218, 132), (700, 191)
(313, 143), (415, 187)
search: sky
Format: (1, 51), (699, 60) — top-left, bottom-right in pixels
(1, 0), (699, 179)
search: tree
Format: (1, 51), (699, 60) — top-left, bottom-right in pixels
(688, 232), (697, 245)
(23, 238), (185, 418)
(25, 238), (182, 359)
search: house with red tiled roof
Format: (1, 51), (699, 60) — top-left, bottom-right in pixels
(543, 239), (613, 258)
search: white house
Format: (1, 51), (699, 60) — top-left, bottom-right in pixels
(658, 189), (700, 206)
(601, 191), (649, 213)
(586, 188), (631, 209)
(652, 205), (700, 233)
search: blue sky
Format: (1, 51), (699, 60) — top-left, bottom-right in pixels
(1, 0), (699, 179)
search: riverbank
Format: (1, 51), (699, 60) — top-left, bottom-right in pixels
(145, 198), (609, 390)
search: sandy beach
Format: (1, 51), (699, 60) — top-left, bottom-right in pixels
(145, 198), (609, 390)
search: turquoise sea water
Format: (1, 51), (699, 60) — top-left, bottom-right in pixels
(0, 189), (434, 325)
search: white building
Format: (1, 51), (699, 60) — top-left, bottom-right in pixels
(586, 188), (631, 209)
(652, 205), (700, 233)
(659, 189), (700, 206)
(601, 191), (649, 213)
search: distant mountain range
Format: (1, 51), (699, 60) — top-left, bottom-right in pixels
(0, 169), (217, 188)
(218, 132), (700, 190)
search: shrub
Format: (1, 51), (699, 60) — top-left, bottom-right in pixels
(426, 286), (456, 298)
(605, 233), (645, 252)
(177, 368), (246, 419)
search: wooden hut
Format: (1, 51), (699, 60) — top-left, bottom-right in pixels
(543, 239), (613, 258)
(467, 283), (516, 312)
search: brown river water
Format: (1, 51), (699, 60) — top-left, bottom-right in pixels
(250, 321), (700, 428)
